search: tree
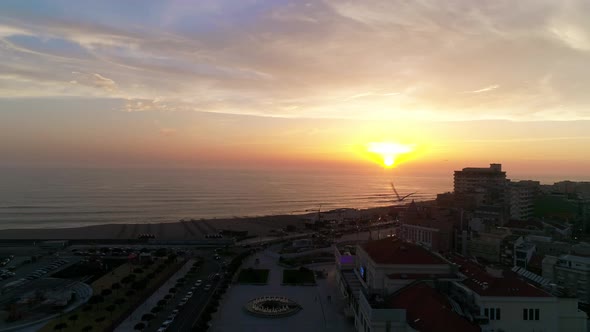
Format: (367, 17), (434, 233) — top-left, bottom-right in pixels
(151, 306), (161, 314)
(95, 316), (106, 323)
(54, 323), (68, 331)
(101, 289), (112, 297)
(111, 282), (121, 291)
(134, 322), (146, 331)
(115, 298), (126, 305)
(105, 304), (116, 320)
(68, 314), (79, 327)
(88, 295), (104, 305)
(81, 325), (93, 332)
(141, 313), (155, 321)
(157, 299), (167, 306)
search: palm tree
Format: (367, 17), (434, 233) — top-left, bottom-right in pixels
(54, 322), (68, 331)
(105, 304), (116, 320)
(141, 313), (155, 321)
(68, 314), (79, 327)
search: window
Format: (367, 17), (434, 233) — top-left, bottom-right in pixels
(484, 308), (500, 320)
(523, 308), (540, 320)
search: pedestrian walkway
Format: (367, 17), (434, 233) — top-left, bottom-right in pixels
(114, 259), (193, 332)
(209, 249), (354, 332)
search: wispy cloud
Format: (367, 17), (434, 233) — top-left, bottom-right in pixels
(466, 85), (500, 94)
(1, 1), (590, 121)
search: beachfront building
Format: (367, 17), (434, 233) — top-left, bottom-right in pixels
(449, 254), (587, 332)
(454, 164), (510, 225)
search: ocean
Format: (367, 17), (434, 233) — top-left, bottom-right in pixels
(0, 168), (452, 230)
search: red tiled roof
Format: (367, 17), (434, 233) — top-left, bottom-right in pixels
(361, 238), (446, 265)
(388, 283), (480, 332)
(387, 273), (458, 280)
(448, 255), (551, 297)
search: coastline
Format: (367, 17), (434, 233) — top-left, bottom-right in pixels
(0, 204), (412, 240)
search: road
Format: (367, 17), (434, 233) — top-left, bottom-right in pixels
(145, 256), (222, 332)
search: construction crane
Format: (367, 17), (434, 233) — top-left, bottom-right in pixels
(390, 182), (416, 202)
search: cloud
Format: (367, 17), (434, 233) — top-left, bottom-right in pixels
(466, 85), (500, 94)
(1, 1), (590, 121)
(91, 73), (117, 92)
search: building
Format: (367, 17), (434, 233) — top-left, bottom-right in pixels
(513, 237), (536, 269)
(337, 237), (587, 332)
(355, 238), (459, 293)
(337, 238), (468, 332)
(357, 282), (479, 332)
(543, 254), (590, 304)
(509, 181), (539, 220)
(398, 202), (458, 252)
(449, 255), (587, 332)
(467, 229), (510, 263)
(454, 164), (508, 212)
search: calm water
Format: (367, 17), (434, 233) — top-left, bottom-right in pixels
(0, 168), (452, 229)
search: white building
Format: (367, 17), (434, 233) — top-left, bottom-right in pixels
(450, 255), (587, 332)
(543, 254), (590, 303)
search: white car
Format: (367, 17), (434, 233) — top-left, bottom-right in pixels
(162, 319), (173, 326)
(187, 291), (193, 296)
(204, 284), (211, 291)
(156, 327), (167, 332)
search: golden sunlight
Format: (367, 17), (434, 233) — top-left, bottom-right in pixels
(367, 142), (414, 168)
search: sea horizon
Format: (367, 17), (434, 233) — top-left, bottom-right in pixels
(0, 166), (587, 231)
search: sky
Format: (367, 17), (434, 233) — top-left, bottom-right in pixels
(0, 0), (589, 179)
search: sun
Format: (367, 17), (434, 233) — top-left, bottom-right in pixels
(383, 155), (395, 167)
(367, 142), (413, 168)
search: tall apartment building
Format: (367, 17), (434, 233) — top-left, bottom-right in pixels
(454, 164), (509, 219)
(509, 181), (539, 220)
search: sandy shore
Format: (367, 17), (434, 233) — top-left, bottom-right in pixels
(0, 205), (398, 240)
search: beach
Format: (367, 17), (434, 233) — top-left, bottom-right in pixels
(0, 205), (397, 240)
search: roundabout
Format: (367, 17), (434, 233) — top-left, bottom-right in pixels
(244, 296), (302, 318)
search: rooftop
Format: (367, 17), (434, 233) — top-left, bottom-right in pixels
(505, 219), (544, 231)
(361, 238), (447, 265)
(387, 273), (458, 280)
(387, 283), (480, 332)
(449, 255), (551, 298)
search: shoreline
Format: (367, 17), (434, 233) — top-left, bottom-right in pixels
(0, 203), (420, 240)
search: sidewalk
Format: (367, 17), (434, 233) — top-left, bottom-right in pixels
(114, 259), (193, 332)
